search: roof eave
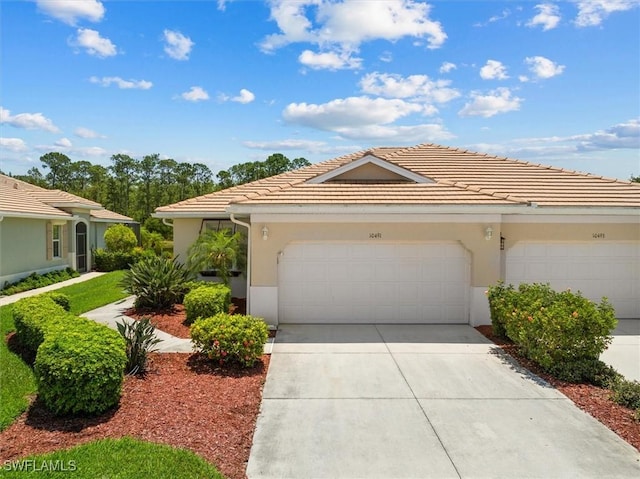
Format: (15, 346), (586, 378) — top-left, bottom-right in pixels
(0, 211), (73, 221)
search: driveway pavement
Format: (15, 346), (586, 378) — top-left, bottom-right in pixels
(601, 319), (640, 382)
(247, 324), (640, 479)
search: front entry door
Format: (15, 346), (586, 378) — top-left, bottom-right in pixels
(76, 222), (87, 272)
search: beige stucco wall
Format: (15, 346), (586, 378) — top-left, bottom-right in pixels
(0, 217), (70, 284)
(172, 218), (204, 263)
(250, 222), (501, 287)
(502, 222), (640, 249)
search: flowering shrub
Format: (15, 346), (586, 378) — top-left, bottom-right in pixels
(190, 313), (268, 368)
(487, 282), (617, 377)
(183, 284), (231, 324)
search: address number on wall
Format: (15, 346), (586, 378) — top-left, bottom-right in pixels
(592, 233), (606, 239)
(369, 233), (382, 239)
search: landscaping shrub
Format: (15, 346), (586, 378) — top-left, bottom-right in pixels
(1, 268), (79, 296)
(487, 282), (617, 378)
(35, 323), (126, 415)
(486, 281), (515, 338)
(120, 255), (194, 309)
(93, 248), (139, 272)
(116, 317), (161, 375)
(141, 227), (165, 255)
(43, 292), (71, 311)
(183, 284), (231, 324)
(104, 223), (137, 253)
(550, 359), (621, 388)
(612, 380), (640, 410)
(12, 296), (70, 357)
(190, 313), (268, 367)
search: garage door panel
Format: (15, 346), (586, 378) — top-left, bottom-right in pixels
(506, 242), (640, 319)
(279, 241), (470, 324)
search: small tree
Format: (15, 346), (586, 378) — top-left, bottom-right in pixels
(187, 229), (244, 286)
(104, 224), (137, 253)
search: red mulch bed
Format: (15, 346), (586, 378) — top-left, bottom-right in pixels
(476, 325), (640, 451)
(1, 310), (269, 479)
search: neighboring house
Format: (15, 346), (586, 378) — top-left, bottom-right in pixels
(155, 143), (640, 326)
(0, 174), (137, 285)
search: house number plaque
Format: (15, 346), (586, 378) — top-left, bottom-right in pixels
(369, 233), (382, 239)
(592, 233), (606, 239)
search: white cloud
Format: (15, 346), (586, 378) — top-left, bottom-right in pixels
(36, 0), (105, 25)
(573, 118), (640, 150)
(55, 137), (72, 148)
(0, 106), (60, 132)
(261, 0), (446, 69)
(479, 60), (509, 80)
(474, 8), (512, 27)
(0, 137), (28, 152)
(299, 50), (362, 70)
(181, 86), (209, 102)
(359, 72), (460, 103)
(233, 89), (256, 104)
(573, 0), (640, 27)
(74, 127), (105, 139)
(90, 76), (153, 89)
(71, 28), (117, 58)
(379, 51), (393, 63)
(459, 88), (523, 118)
(439, 62), (456, 73)
(163, 30), (194, 60)
(527, 3), (562, 30)
(283, 96), (423, 130)
(525, 56), (565, 79)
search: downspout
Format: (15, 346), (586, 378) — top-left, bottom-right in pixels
(230, 213), (251, 314)
(162, 218), (174, 228)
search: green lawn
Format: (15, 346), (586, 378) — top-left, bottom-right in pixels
(0, 437), (224, 478)
(0, 271), (129, 430)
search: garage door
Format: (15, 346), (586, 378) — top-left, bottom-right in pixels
(278, 241), (470, 323)
(505, 242), (640, 318)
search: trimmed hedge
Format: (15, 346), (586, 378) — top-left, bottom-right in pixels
(487, 282), (617, 376)
(1, 268), (79, 296)
(190, 313), (268, 368)
(12, 294), (127, 416)
(183, 284), (231, 324)
(35, 324), (126, 415)
(93, 248), (139, 272)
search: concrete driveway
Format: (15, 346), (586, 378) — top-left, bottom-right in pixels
(247, 324), (640, 479)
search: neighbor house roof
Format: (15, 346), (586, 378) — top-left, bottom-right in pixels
(0, 173), (135, 221)
(155, 143), (640, 216)
(90, 208), (136, 222)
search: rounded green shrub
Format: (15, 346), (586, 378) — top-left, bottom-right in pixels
(183, 284), (231, 324)
(104, 223), (137, 253)
(34, 322), (126, 416)
(612, 380), (640, 410)
(190, 313), (268, 367)
(13, 296), (69, 357)
(43, 292), (71, 311)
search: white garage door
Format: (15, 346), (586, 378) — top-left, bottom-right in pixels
(278, 241), (470, 324)
(505, 242), (640, 318)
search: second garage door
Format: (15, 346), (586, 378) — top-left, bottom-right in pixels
(278, 241), (470, 324)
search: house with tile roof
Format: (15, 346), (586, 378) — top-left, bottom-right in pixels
(155, 143), (640, 326)
(0, 173), (137, 285)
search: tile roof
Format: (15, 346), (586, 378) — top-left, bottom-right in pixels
(155, 143), (640, 215)
(90, 208), (135, 222)
(0, 173), (133, 221)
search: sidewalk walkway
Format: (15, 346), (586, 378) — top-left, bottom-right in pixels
(0, 272), (106, 307)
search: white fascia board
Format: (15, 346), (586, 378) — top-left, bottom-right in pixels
(503, 213), (640, 224)
(306, 154), (432, 184)
(251, 213), (504, 224)
(49, 202), (102, 210)
(0, 211), (72, 221)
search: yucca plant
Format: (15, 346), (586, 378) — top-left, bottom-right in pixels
(120, 255), (194, 309)
(116, 318), (161, 375)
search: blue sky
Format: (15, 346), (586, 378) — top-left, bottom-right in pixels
(1, 0), (639, 180)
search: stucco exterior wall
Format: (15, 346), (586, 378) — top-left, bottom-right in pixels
(172, 218), (203, 263)
(501, 222), (640, 249)
(0, 217), (70, 285)
(250, 222), (500, 287)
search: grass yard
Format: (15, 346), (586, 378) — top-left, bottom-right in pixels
(0, 271), (129, 430)
(0, 437), (224, 478)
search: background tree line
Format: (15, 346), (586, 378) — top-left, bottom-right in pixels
(5, 152), (310, 234)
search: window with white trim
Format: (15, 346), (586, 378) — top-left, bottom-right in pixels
(52, 224), (62, 258)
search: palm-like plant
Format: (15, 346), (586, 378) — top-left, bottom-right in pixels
(187, 229), (245, 286)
